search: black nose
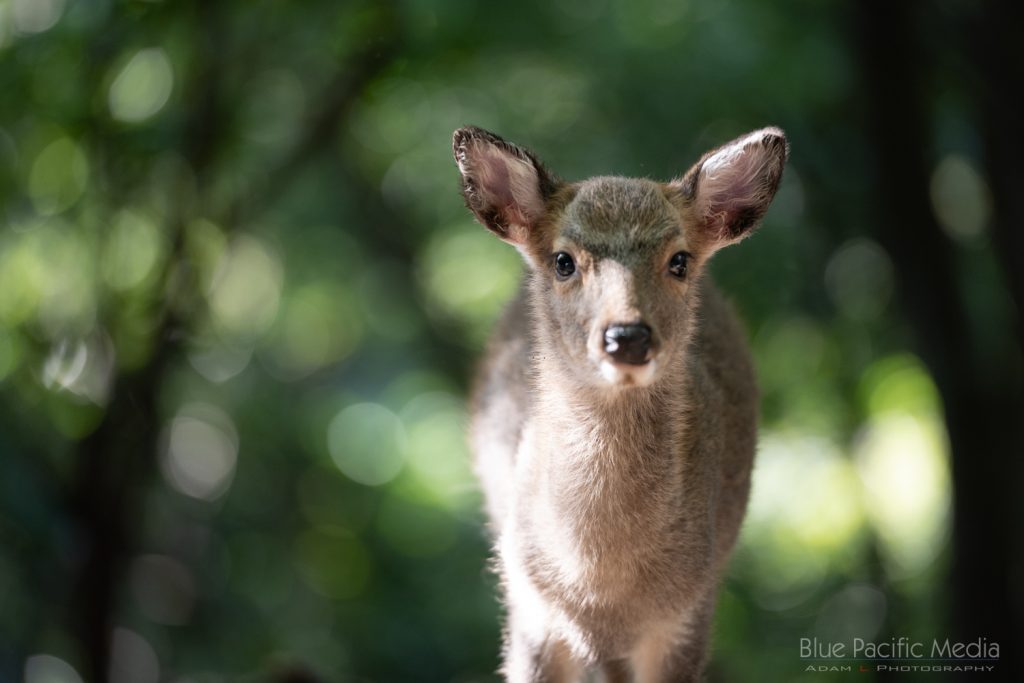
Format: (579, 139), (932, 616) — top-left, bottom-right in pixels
(603, 324), (652, 365)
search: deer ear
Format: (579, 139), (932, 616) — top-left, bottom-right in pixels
(453, 126), (559, 245)
(672, 127), (789, 250)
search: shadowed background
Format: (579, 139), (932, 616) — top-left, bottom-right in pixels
(0, 0), (1021, 681)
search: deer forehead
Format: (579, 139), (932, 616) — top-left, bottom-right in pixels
(557, 177), (685, 261)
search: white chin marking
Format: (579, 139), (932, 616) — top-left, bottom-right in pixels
(599, 359), (657, 387)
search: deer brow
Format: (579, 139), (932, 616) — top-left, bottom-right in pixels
(560, 225), (678, 256)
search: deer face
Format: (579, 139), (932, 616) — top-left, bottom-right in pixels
(453, 126), (788, 388)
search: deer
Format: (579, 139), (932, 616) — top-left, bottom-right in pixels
(453, 125), (788, 682)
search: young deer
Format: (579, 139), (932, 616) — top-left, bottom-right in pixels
(453, 126), (788, 682)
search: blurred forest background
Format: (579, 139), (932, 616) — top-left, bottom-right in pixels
(0, 0), (1022, 682)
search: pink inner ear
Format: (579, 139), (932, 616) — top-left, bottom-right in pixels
(472, 142), (545, 230)
(478, 151), (516, 215)
(698, 135), (775, 241)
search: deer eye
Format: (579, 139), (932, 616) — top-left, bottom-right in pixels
(554, 252), (576, 280)
(668, 251), (689, 279)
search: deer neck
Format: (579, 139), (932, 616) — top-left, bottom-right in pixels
(518, 353), (693, 556)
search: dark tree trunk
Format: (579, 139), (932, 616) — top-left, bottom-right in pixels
(59, 4), (402, 678)
(970, 0), (1024, 349)
(854, 1), (1024, 680)
(67, 348), (170, 682)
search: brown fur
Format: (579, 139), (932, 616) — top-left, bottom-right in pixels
(455, 126), (788, 682)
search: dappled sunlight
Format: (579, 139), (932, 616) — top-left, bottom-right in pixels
(41, 337), (86, 393)
(327, 402), (407, 487)
(859, 354), (943, 417)
(419, 222), (522, 342)
(186, 334), (253, 384)
(824, 239), (894, 322)
(855, 414), (951, 577)
(0, 221), (97, 334)
(398, 390), (477, 511)
(738, 352), (952, 609)
(264, 282), (363, 380)
(753, 434), (865, 552)
(28, 136), (88, 215)
(101, 210), (166, 293)
(160, 403), (240, 501)
(24, 654), (83, 683)
(107, 48), (174, 124)
(208, 235), (284, 343)
(183, 218), (230, 292)
(739, 432), (865, 609)
(108, 628), (159, 683)
(8, 0), (65, 36)
(0, 231), (46, 327)
(930, 154), (991, 243)
(41, 332), (115, 406)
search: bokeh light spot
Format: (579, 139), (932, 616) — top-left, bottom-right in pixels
(740, 433), (865, 609)
(859, 354), (942, 418)
(327, 403), (406, 487)
(209, 235), (283, 343)
(28, 137), (89, 215)
(21, 222), (99, 334)
(747, 433), (864, 552)
(24, 654), (83, 683)
(160, 403), (239, 501)
(42, 338), (87, 392)
(102, 210), (165, 292)
(187, 337), (253, 384)
(855, 413), (951, 577)
(400, 391), (476, 509)
(824, 238), (894, 321)
(0, 234), (44, 325)
(930, 154), (991, 242)
(266, 283), (362, 379)
(108, 48), (174, 123)
(184, 218), (229, 291)
(108, 628), (159, 683)
(12, 0), (65, 34)
(41, 333), (115, 405)
(420, 224), (521, 340)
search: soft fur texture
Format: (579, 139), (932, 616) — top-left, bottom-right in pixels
(454, 126), (788, 682)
